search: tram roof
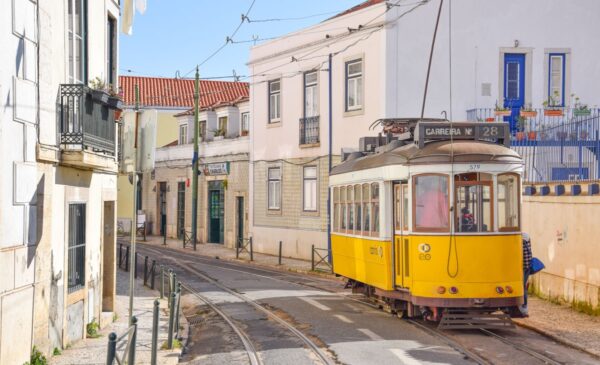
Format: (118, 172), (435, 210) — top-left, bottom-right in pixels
(330, 140), (522, 176)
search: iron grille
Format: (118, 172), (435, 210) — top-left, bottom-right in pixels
(299, 116), (320, 145)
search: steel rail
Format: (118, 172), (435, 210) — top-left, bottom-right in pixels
(479, 328), (563, 365)
(141, 246), (334, 365)
(180, 282), (262, 365)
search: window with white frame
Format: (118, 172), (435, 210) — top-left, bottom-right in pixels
(303, 166), (317, 211)
(304, 71), (318, 117)
(548, 54), (565, 106)
(179, 124), (188, 145)
(241, 112), (250, 134)
(218, 116), (228, 137)
(269, 79), (281, 123)
(268, 167), (281, 210)
(67, 0), (87, 84)
(106, 15), (117, 87)
(345, 59), (363, 111)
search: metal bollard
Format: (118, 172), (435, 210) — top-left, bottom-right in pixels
(128, 316), (138, 365)
(144, 256), (148, 285)
(167, 292), (176, 349)
(106, 332), (117, 365)
(278, 241), (282, 265)
(250, 237), (254, 261)
(164, 232), (167, 246)
(150, 260), (156, 289)
(160, 266), (164, 299)
(175, 282), (182, 334)
(311, 244), (315, 271)
(151, 300), (159, 365)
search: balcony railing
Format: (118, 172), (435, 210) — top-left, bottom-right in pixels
(299, 115), (320, 145)
(59, 84), (117, 156)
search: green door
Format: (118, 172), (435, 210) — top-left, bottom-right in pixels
(208, 181), (224, 244)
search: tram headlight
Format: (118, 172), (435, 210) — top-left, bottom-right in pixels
(496, 286), (505, 294)
(437, 286), (446, 294)
(505, 286), (514, 294)
(449, 286), (458, 294)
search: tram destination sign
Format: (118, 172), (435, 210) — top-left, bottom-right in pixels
(415, 122), (510, 148)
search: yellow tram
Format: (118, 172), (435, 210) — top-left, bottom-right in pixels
(330, 119), (524, 323)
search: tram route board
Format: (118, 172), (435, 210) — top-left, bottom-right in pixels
(415, 122), (510, 148)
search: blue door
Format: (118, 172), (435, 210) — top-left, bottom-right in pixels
(503, 54), (525, 132)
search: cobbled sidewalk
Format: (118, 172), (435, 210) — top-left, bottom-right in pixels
(136, 235), (600, 360)
(50, 268), (185, 365)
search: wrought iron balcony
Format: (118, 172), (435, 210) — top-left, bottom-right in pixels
(59, 84), (118, 156)
(299, 115), (320, 146)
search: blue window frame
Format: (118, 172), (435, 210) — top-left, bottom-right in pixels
(548, 53), (566, 107)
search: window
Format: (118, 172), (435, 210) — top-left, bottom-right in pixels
(333, 187), (340, 232)
(303, 166), (317, 211)
(304, 71), (318, 117)
(241, 112), (249, 134)
(454, 173), (493, 233)
(67, 0), (87, 84)
(371, 183), (379, 235)
(345, 59), (363, 111)
(68, 203), (86, 293)
(106, 16), (116, 86)
(548, 53), (565, 106)
(413, 174), (449, 232)
(394, 184), (409, 231)
(347, 186), (354, 232)
(498, 173), (520, 231)
(340, 186), (347, 231)
(268, 167), (281, 210)
(218, 116), (228, 137)
(199, 120), (206, 142)
(362, 184), (370, 234)
(354, 185), (362, 233)
(179, 124), (188, 145)
(269, 79), (281, 123)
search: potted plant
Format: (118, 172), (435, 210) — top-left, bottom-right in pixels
(212, 128), (226, 140)
(520, 104), (538, 118)
(516, 117), (527, 141)
(107, 85), (123, 109)
(572, 94), (591, 117)
(241, 130), (249, 136)
(88, 77), (109, 103)
(543, 91), (564, 116)
(494, 102), (511, 117)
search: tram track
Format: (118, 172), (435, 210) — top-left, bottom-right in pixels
(132, 242), (571, 365)
(140, 245), (335, 365)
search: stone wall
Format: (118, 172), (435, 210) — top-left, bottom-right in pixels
(523, 187), (600, 313)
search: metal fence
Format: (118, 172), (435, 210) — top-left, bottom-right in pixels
(59, 84), (117, 156)
(299, 116), (320, 145)
(466, 108), (600, 183)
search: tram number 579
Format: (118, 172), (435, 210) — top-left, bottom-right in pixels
(469, 164), (481, 171)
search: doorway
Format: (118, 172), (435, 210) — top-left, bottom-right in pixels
(236, 196), (244, 247)
(393, 182), (409, 288)
(102, 201), (115, 312)
(158, 182), (167, 236)
(177, 182), (185, 238)
(503, 53), (525, 133)
(208, 181), (224, 244)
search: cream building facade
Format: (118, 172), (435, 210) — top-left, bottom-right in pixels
(248, 0), (600, 259)
(0, 0), (120, 362)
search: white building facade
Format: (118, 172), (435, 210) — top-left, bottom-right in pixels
(248, 0), (600, 259)
(0, 0), (120, 362)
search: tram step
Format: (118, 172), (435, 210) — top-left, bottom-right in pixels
(438, 309), (515, 330)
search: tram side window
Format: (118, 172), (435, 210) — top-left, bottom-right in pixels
(355, 185), (362, 234)
(340, 186), (347, 231)
(362, 184), (371, 234)
(402, 185), (409, 231)
(454, 173), (493, 233)
(333, 187), (340, 232)
(414, 174), (449, 231)
(348, 186), (355, 232)
(498, 173), (520, 231)
(371, 183), (379, 235)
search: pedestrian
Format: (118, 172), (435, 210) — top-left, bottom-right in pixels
(520, 232), (532, 317)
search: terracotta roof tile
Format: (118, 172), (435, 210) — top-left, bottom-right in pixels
(119, 75), (249, 109)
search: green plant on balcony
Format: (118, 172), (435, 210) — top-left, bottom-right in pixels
(494, 101), (511, 116)
(88, 77), (122, 109)
(571, 93), (591, 116)
(212, 128), (226, 138)
(520, 103), (537, 118)
(543, 90), (564, 116)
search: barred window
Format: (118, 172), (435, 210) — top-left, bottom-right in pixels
(68, 203), (86, 293)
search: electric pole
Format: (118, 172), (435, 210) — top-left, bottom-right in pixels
(191, 66), (200, 250)
(129, 84), (140, 325)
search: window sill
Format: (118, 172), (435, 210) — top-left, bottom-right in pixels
(299, 143), (320, 149)
(343, 108), (364, 118)
(267, 121), (282, 128)
(301, 210), (320, 217)
(267, 209), (282, 216)
(67, 288), (85, 305)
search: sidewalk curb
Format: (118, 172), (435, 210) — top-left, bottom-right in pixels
(513, 320), (600, 360)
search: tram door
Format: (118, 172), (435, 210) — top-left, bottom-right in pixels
(394, 183), (409, 288)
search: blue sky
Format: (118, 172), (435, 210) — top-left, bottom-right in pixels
(119, 0), (365, 79)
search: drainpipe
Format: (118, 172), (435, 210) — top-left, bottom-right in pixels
(327, 53), (333, 263)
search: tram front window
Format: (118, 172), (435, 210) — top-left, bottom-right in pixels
(454, 173), (492, 233)
(414, 174), (449, 231)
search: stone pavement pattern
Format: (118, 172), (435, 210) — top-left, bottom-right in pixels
(138, 235), (600, 360)
(50, 269), (183, 365)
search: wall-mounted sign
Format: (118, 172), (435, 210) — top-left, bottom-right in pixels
(415, 122), (510, 148)
(205, 162), (230, 176)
